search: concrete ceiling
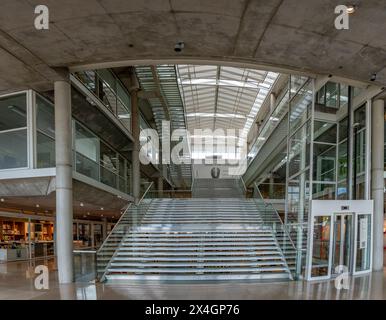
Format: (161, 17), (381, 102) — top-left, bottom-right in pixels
(1, 0), (386, 94)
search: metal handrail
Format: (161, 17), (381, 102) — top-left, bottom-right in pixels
(97, 202), (132, 254)
(253, 182), (298, 253)
(98, 182), (154, 281)
(240, 176), (247, 192)
(138, 181), (154, 204)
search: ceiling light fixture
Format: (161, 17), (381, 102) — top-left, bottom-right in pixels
(80, 202), (84, 207)
(0, 198), (4, 202)
(36, 204), (40, 208)
(346, 5), (356, 14)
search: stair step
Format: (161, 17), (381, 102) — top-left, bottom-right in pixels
(110, 261), (286, 267)
(111, 255), (283, 262)
(107, 266), (289, 273)
(114, 250), (282, 257)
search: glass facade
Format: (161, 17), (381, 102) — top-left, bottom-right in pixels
(0, 94), (28, 169)
(0, 90), (133, 196)
(74, 69), (132, 132)
(286, 80), (370, 278)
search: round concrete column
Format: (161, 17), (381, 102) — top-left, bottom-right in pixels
(54, 79), (74, 283)
(131, 89), (140, 204)
(371, 99), (384, 271)
(158, 176), (163, 198)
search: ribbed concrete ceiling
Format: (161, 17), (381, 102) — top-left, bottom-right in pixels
(0, 0), (386, 94)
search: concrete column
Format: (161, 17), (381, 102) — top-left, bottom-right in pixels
(270, 93), (276, 113)
(102, 218), (108, 240)
(269, 174), (274, 199)
(54, 79), (74, 284)
(90, 223), (95, 248)
(371, 99), (384, 271)
(131, 89), (140, 204)
(158, 176), (163, 198)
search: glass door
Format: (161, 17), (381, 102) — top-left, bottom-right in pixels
(331, 213), (354, 276)
(354, 214), (372, 274)
(309, 215), (332, 279)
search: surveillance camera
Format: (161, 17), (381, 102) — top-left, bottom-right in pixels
(174, 41), (184, 52)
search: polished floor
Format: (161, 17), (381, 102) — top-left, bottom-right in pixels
(0, 253), (385, 300)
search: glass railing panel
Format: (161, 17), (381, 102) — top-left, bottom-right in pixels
(100, 166), (117, 189)
(75, 152), (99, 181)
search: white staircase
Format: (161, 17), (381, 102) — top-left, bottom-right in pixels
(98, 196), (294, 282)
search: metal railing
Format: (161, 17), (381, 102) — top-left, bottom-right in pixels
(96, 182), (154, 281)
(253, 182), (305, 279)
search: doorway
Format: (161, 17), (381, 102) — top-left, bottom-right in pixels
(331, 213), (354, 275)
(306, 200), (373, 281)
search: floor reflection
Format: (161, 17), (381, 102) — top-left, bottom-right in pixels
(0, 257), (384, 300)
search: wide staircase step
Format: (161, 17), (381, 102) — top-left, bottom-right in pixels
(98, 181), (294, 282)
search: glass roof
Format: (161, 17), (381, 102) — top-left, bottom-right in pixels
(176, 65), (279, 159)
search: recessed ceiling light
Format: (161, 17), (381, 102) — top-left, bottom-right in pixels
(346, 5), (356, 14)
(80, 202), (84, 207)
(0, 198), (4, 202)
(100, 207), (104, 211)
(36, 204), (40, 208)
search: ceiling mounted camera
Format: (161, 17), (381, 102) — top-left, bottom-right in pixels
(174, 41), (185, 52)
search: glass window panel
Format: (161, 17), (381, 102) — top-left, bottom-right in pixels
(100, 142), (117, 174)
(289, 81), (312, 133)
(338, 141), (348, 182)
(287, 171), (310, 224)
(290, 75), (308, 96)
(337, 182), (348, 200)
(117, 100), (131, 131)
(312, 183), (336, 199)
(288, 122), (310, 177)
(313, 143), (336, 182)
(339, 84), (349, 108)
(316, 86), (325, 105)
(314, 121), (337, 144)
(75, 123), (99, 162)
(354, 104), (366, 130)
(311, 216), (331, 278)
(75, 152), (99, 181)
(339, 117), (348, 142)
(0, 129), (28, 169)
(76, 71), (97, 94)
(37, 132), (55, 168)
(355, 214), (371, 272)
(100, 166), (117, 189)
(36, 96), (55, 138)
(325, 82), (339, 108)
(0, 93), (27, 131)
